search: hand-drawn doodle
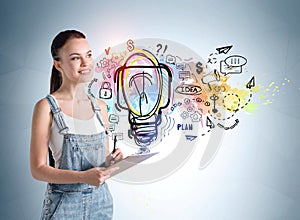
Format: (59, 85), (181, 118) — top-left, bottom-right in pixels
(114, 49), (172, 153)
(185, 135), (197, 141)
(246, 76), (255, 89)
(166, 54), (176, 64)
(99, 81), (112, 99)
(109, 114), (119, 124)
(223, 93), (240, 112)
(220, 55), (247, 75)
(99, 58), (109, 68)
(156, 44), (167, 56)
(196, 61), (203, 74)
(112, 132), (124, 141)
(216, 45), (233, 54)
(217, 119), (239, 130)
(184, 98), (191, 104)
(86, 38), (255, 183)
(206, 116), (215, 129)
(195, 97), (202, 102)
(190, 111), (202, 122)
(207, 53), (218, 64)
(180, 111), (189, 120)
(178, 71), (191, 81)
(187, 106), (194, 112)
(210, 94), (219, 113)
(161, 116), (175, 137)
(127, 39), (135, 52)
(201, 69), (220, 90)
(175, 84), (202, 95)
(225, 55), (247, 67)
(105, 47), (111, 55)
(108, 123), (115, 132)
(176, 63), (186, 70)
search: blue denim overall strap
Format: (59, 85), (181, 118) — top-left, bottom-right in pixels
(45, 95), (69, 135)
(41, 95), (113, 220)
(45, 95), (69, 167)
(88, 95), (107, 131)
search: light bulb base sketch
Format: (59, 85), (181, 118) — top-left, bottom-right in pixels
(129, 113), (162, 154)
(114, 49), (172, 154)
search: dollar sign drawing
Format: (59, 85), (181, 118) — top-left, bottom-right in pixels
(196, 61), (203, 74)
(127, 39), (134, 52)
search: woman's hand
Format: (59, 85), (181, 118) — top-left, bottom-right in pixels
(105, 148), (124, 167)
(81, 166), (119, 186)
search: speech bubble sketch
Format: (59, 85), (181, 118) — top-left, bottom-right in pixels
(109, 114), (119, 124)
(225, 55), (247, 67)
(220, 60), (242, 75)
(178, 71), (191, 81)
(220, 55), (247, 76)
(166, 54), (176, 64)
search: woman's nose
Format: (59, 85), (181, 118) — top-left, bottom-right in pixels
(81, 57), (89, 66)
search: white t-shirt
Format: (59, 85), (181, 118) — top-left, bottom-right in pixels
(48, 96), (105, 168)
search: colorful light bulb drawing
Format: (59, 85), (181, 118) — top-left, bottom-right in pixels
(85, 39), (256, 183)
(114, 49), (172, 153)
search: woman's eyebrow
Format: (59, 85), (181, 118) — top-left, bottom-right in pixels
(69, 50), (92, 56)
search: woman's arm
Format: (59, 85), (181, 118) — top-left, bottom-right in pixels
(30, 98), (117, 186)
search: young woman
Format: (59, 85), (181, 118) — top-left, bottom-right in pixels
(30, 30), (123, 220)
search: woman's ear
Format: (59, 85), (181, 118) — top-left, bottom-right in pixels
(53, 60), (63, 73)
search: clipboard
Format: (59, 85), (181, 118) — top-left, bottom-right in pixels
(108, 152), (159, 177)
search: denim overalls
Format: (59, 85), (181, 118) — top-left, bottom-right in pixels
(40, 95), (113, 220)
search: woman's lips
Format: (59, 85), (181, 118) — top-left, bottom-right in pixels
(79, 69), (91, 75)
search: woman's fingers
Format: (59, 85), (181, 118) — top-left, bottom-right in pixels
(98, 166), (119, 176)
(111, 148), (123, 161)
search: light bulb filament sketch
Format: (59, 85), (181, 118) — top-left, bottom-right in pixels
(129, 72), (153, 115)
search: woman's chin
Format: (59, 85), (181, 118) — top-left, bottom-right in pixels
(78, 73), (93, 83)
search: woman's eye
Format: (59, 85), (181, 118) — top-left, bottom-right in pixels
(71, 56), (80, 61)
(87, 53), (93, 58)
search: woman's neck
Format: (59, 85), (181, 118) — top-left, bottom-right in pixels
(55, 83), (88, 101)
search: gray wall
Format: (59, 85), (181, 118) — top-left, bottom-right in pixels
(0, 0), (299, 219)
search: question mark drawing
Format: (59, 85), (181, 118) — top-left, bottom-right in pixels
(156, 43), (163, 56)
(156, 44), (168, 56)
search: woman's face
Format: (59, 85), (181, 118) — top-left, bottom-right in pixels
(55, 38), (94, 84)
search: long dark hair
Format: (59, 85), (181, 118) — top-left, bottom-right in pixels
(50, 30), (86, 93)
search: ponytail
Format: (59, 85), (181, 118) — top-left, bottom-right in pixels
(50, 65), (62, 94)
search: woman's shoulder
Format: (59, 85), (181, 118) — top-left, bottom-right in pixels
(33, 97), (51, 114)
(31, 96), (53, 126)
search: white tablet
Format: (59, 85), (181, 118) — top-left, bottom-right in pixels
(108, 152), (159, 177)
